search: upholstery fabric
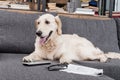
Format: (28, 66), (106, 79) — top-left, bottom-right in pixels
(60, 16), (119, 53)
(74, 59), (120, 80)
(0, 53), (114, 80)
(0, 10), (37, 53)
(0, 10), (56, 53)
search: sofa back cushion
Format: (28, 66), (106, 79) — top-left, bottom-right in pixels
(0, 10), (119, 53)
(60, 15), (119, 52)
(0, 11), (37, 53)
(0, 10), (57, 53)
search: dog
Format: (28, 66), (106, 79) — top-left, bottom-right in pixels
(23, 14), (120, 63)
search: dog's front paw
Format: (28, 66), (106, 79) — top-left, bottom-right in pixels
(23, 55), (33, 62)
(22, 54), (42, 62)
(98, 54), (108, 62)
(100, 56), (107, 62)
(60, 56), (72, 64)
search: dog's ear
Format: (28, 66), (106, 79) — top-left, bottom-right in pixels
(35, 19), (38, 29)
(35, 19), (40, 29)
(55, 16), (62, 35)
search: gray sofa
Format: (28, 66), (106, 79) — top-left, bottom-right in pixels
(0, 10), (120, 80)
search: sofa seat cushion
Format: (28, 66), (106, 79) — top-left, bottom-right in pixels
(0, 53), (114, 80)
(74, 59), (120, 80)
(60, 16), (119, 53)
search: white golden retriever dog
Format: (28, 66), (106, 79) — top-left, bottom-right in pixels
(23, 14), (120, 63)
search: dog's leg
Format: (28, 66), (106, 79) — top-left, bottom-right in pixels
(88, 53), (108, 62)
(89, 52), (120, 62)
(23, 37), (44, 62)
(23, 51), (43, 62)
(105, 52), (120, 59)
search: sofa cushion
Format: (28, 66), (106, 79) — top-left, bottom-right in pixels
(60, 16), (119, 53)
(0, 10), (57, 53)
(74, 59), (120, 80)
(0, 53), (114, 80)
(0, 11), (36, 53)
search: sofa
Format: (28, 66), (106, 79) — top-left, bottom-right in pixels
(0, 10), (120, 80)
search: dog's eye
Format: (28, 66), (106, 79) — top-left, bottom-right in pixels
(45, 20), (50, 24)
(37, 22), (40, 24)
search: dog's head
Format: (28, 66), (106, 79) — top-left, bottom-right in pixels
(35, 14), (62, 45)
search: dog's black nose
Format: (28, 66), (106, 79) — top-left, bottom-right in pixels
(36, 31), (42, 37)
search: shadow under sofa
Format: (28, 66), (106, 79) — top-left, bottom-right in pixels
(0, 10), (120, 80)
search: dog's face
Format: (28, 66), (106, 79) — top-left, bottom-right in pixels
(35, 14), (62, 45)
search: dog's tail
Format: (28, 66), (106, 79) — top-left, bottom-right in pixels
(105, 52), (120, 59)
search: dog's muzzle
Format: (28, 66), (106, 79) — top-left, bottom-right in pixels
(36, 31), (53, 45)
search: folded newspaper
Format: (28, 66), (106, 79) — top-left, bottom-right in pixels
(60, 64), (103, 76)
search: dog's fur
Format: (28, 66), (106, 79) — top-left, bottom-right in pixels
(23, 14), (120, 63)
